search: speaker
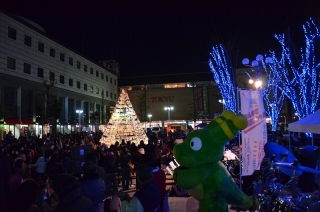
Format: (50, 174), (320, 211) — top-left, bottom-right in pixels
(70, 145), (92, 161)
(70, 145), (92, 174)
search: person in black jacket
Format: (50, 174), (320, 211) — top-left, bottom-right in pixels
(105, 147), (118, 194)
(52, 174), (95, 212)
(120, 146), (132, 190)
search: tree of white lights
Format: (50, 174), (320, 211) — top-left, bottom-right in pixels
(100, 89), (148, 146)
(272, 18), (320, 120)
(208, 44), (237, 112)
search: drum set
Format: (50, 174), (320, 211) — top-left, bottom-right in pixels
(222, 142), (320, 211)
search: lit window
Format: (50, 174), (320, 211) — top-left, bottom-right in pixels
(164, 83), (186, 88)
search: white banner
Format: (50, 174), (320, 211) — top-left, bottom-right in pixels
(240, 90), (267, 176)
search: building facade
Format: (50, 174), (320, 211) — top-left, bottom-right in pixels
(119, 70), (290, 132)
(0, 11), (118, 138)
(119, 74), (225, 131)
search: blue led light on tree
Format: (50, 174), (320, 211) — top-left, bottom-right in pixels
(272, 18), (320, 121)
(208, 45), (237, 112)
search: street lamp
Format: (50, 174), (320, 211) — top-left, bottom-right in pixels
(76, 110), (83, 132)
(164, 107), (174, 125)
(280, 115), (287, 125)
(218, 99), (225, 111)
(148, 114), (152, 128)
(242, 54), (273, 89)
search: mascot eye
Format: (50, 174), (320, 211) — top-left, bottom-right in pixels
(190, 137), (202, 151)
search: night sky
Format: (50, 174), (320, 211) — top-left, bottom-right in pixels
(1, 1), (320, 77)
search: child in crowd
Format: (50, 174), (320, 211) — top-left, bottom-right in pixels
(31, 156), (46, 181)
(37, 184), (49, 210)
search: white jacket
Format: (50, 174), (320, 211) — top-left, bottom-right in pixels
(31, 157), (46, 173)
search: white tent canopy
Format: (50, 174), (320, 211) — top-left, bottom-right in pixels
(288, 109), (320, 134)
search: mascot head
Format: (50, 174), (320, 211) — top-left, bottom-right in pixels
(173, 110), (247, 168)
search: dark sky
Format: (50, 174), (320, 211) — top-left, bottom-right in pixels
(1, 0), (320, 77)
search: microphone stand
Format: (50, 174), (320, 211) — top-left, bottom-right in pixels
(285, 160), (300, 190)
(314, 148), (320, 195)
(262, 155), (276, 188)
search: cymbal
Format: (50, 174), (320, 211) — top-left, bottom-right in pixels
(264, 142), (301, 176)
(299, 146), (320, 160)
(271, 161), (320, 175)
(264, 142), (297, 163)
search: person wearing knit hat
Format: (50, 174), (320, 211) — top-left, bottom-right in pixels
(79, 161), (106, 207)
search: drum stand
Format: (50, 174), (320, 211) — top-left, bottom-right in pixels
(284, 160), (300, 190)
(261, 155), (277, 188)
(252, 181), (257, 212)
(314, 149), (320, 195)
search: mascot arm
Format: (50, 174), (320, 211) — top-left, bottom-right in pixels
(173, 163), (212, 190)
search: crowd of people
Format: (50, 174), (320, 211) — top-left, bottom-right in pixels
(0, 127), (188, 212)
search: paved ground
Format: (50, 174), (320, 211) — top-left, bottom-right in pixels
(107, 166), (320, 211)
(110, 167), (240, 212)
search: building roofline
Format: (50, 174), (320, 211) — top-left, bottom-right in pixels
(0, 9), (112, 73)
(118, 72), (215, 86)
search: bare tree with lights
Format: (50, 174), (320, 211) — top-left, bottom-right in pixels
(209, 44), (237, 112)
(262, 55), (286, 133)
(258, 55), (286, 134)
(242, 54), (286, 134)
(272, 18), (320, 120)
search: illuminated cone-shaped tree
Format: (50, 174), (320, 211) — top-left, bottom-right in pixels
(100, 89), (148, 147)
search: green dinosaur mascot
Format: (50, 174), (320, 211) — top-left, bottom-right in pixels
(173, 110), (258, 212)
